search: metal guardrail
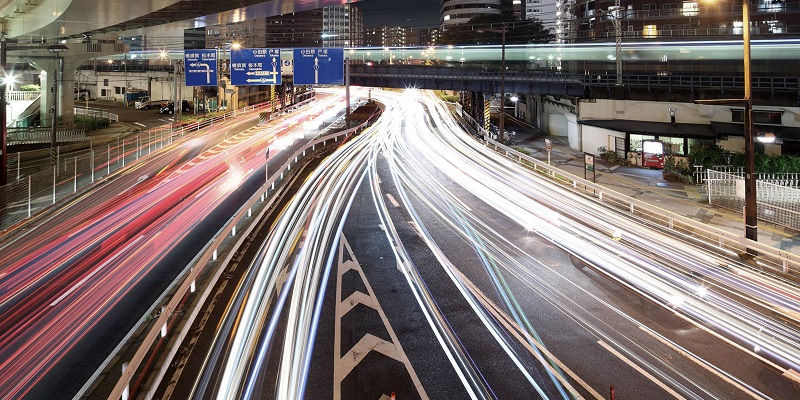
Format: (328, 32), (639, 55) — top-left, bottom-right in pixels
(6, 127), (86, 145)
(458, 111), (799, 277)
(0, 100), (295, 233)
(100, 107), (381, 400)
(74, 106), (119, 122)
(488, 137), (800, 275)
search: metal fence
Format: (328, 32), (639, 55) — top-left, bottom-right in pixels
(74, 106), (119, 122)
(0, 100), (287, 232)
(706, 169), (800, 231)
(7, 127), (87, 145)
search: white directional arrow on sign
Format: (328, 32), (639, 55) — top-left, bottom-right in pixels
(189, 62), (212, 83)
(313, 57), (319, 84)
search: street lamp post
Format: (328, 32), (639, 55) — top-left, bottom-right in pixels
(48, 44), (68, 168)
(695, 0), (756, 242)
(479, 25), (508, 144)
(499, 26), (506, 145)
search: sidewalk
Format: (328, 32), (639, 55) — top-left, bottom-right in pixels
(504, 119), (800, 254)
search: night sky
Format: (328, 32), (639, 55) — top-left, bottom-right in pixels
(354, 0), (441, 28)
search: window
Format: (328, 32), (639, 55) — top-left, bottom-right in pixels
(643, 25), (658, 38)
(661, 136), (684, 155)
(103, 79), (109, 86)
(681, 1), (698, 16)
(731, 110), (782, 124)
(101, 89), (107, 97)
(688, 138), (715, 154)
(629, 134), (657, 152)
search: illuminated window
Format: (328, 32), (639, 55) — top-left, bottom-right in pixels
(643, 25), (658, 38)
(681, 1), (698, 16)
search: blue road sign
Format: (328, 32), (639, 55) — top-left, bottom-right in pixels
(185, 49), (218, 87)
(231, 48), (282, 86)
(293, 48), (344, 85)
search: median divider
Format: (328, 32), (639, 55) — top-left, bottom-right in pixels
(88, 108), (381, 400)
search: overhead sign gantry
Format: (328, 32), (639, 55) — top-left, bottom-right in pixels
(231, 48), (282, 85)
(293, 48), (344, 85)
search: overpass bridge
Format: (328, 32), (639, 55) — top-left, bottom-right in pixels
(348, 64), (800, 102)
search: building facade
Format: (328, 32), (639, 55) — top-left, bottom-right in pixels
(322, 4), (364, 47)
(440, 0), (511, 29)
(571, 0), (800, 42)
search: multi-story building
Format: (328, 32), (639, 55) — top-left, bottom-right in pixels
(571, 0), (800, 42)
(408, 27), (442, 46)
(323, 4), (364, 47)
(440, 0), (513, 29)
(364, 26), (410, 47)
(520, 0), (560, 39)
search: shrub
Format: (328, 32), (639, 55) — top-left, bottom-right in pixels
(20, 84), (40, 92)
(74, 115), (109, 130)
(512, 146), (531, 156)
(663, 155), (694, 183)
(597, 146), (628, 165)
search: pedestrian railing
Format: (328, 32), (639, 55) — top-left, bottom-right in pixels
(706, 169), (800, 231)
(488, 137), (799, 276)
(0, 99), (305, 233)
(74, 106), (119, 122)
(457, 111), (799, 278)
(6, 127), (86, 145)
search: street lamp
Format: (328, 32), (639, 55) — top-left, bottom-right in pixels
(48, 44), (68, 168)
(479, 24), (508, 144)
(695, 0), (757, 242)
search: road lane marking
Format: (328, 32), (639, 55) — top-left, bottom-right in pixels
(50, 235), (144, 307)
(134, 122), (147, 128)
(333, 234), (428, 400)
(385, 193), (400, 208)
(638, 326), (766, 399)
(461, 272), (596, 399)
(597, 340), (688, 400)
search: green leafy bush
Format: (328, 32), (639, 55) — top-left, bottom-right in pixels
(597, 146), (629, 165)
(689, 142), (800, 174)
(663, 155), (694, 183)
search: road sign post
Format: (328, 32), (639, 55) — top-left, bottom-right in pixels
(231, 48), (281, 86)
(293, 48), (344, 85)
(584, 152), (595, 183)
(184, 50), (218, 87)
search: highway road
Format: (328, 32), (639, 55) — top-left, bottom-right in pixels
(0, 93), (350, 400)
(177, 90), (800, 399)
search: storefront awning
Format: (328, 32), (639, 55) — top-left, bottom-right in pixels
(580, 119), (718, 138)
(711, 122), (800, 141)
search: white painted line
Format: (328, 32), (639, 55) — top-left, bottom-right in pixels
(134, 122), (147, 128)
(462, 273), (596, 399)
(597, 340), (687, 400)
(50, 235), (144, 307)
(385, 193), (400, 208)
(783, 369), (800, 384)
(639, 326), (764, 399)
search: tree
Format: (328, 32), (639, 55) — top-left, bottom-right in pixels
(440, 15), (554, 46)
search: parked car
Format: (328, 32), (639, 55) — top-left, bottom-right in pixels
(135, 97), (168, 110)
(160, 100), (193, 114)
(74, 89), (90, 100)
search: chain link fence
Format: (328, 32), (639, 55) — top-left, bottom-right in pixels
(706, 169), (800, 231)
